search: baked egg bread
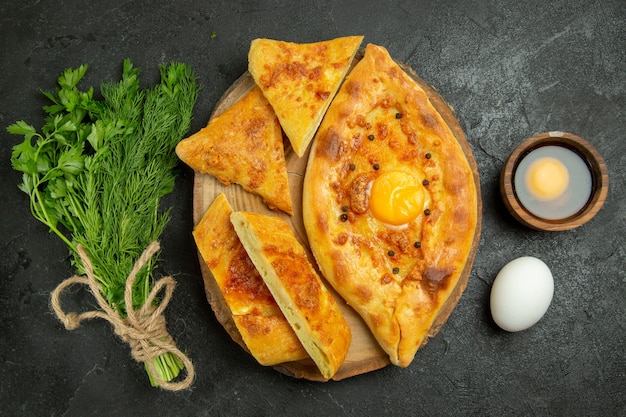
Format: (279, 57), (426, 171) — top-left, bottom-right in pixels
(248, 36), (363, 157)
(176, 85), (293, 214)
(193, 193), (308, 365)
(302, 44), (479, 367)
(230, 211), (352, 379)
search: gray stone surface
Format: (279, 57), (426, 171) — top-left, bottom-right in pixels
(1, 0), (624, 416)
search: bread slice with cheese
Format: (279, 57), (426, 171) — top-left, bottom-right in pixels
(193, 193), (308, 366)
(176, 86), (293, 215)
(230, 211), (351, 379)
(248, 36), (363, 157)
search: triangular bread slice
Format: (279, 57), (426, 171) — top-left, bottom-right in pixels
(230, 211), (351, 379)
(193, 193), (308, 366)
(248, 36), (363, 157)
(176, 85), (293, 214)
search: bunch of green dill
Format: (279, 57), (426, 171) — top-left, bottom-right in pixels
(8, 59), (200, 388)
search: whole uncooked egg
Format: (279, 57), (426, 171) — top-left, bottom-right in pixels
(490, 256), (554, 332)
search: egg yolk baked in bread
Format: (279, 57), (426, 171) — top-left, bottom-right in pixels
(302, 44), (478, 367)
(369, 170), (429, 226)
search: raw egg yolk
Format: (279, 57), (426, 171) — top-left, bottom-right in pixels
(524, 157), (569, 200)
(369, 171), (425, 226)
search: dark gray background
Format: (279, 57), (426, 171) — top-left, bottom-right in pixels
(1, 1), (624, 416)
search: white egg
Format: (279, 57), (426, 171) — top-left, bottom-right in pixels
(490, 256), (554, 332)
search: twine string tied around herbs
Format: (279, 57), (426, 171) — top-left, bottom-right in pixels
(50, 241), (195, 391)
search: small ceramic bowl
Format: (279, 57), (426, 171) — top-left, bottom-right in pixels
(500, 131), (609, 231)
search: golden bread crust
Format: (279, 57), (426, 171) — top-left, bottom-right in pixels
(176, 86), (293, 214)
(230, 211), (351, 379)
(248, 36), (363, 157)
(193, 194), (307, 366)
(302, 44), (478, 367)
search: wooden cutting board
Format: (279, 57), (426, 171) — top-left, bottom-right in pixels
(192, 57), (482, 381)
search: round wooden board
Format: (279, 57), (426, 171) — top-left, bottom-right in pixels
(192, 56), (482, 381)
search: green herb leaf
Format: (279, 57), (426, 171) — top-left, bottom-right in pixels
(48, 177), (67, 199)
(17, 173), (34, 194)
(10, 137), (37, 174)
(7, 120), (37, 136)
(58, 64), (88, 90)
(57, 144), (85, 175)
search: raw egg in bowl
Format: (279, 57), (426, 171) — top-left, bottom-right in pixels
(500, 131), (608, 231)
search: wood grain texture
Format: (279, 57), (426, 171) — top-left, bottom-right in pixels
(192, 57), (482, 381)
(500, 131), (608, 232)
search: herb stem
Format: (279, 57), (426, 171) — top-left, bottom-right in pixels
(30, 177), (75, 249)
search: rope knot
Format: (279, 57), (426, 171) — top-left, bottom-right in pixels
(62, 312), (82, 330)
(50, 242), (195, 391)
